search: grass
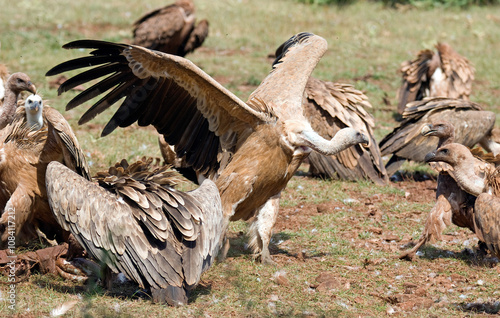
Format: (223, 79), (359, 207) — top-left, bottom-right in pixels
(2, 0), (500, 316)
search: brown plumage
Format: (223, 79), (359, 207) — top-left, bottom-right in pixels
(303, 77), (388, 185)
(46, 158), (222, 306)
(46, 33), (369, 265)
(400, 122), (476, 260)
(0, 95), (90, 247)
(379, 97), (500, 176)
(397, 43), (475, 115)
(424, 143), (500, 258)
(0, 72), (37, 130)
(132, 0), (209, 57)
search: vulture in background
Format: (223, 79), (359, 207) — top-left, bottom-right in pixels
(46, 32), (369, 266)
(379, 97), (500, 176)
(0, 94), (90, 247)
(303, 77), (388, 185)
(46, 157), (222, 306)
(0, 72), (37, 130)
(424, 143), (500, 259)
(399, 122), (478, 260)
(397, 42), (475, 115)
(132, 0), (209, 57)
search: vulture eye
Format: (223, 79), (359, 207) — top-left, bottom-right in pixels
(440, 148), (449, 155)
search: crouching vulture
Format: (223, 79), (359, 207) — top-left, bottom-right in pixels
(424, 142), (500, 258)
(46, 32), (369, 265)
(396, 42), (475, 115)
(399, 122), (478, 260)
(379, 97), (500, 176)
(46, 158), (222, 306)
(0, 94), (90, 247)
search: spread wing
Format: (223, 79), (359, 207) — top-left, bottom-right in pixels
(249, 32), (328, 121)
(379, 97), (495, 175)
(396, 49), (436, 114)
(46, 40), (271, 177)
(46, 160), (223, 292)
(474, 193), (500, 257)
(302, 77), (388, 185)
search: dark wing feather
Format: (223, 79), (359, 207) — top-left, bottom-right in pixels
(46, 160), (222, 298)
(46, 40), (270, 177)
(303, 77), (388, 185)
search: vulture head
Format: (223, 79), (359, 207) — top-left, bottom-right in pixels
(7, 72), (36, 96)
(24, 94), (44, 130)
(425, 143), (489, 196)
(421, 121), (455, 147)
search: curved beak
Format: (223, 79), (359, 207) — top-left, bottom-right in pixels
(27, 82), (37, 95)
(420, 124), (436, 137)
(424, 151), (436, 163)
(361, 133), (370, 148)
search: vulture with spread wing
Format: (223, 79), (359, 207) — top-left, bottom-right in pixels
(397, 42), (475, 115)
(46, 33), (368, 265)
(0, 72), (37, 130)
(132, 0), (208, 57)
(379, 97), (500, 176)
(46, 158), (222, 306)
(303, 77), (388, 185)
(0, 94), (90, 247)
(424, 143), (500, 258)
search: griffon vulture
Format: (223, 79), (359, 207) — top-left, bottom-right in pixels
(0, 94), (90, 247)
(46, 32), (369, 265)
(379, 97), (500, 176)
(397, 42), (475, 115)
(399, 122), (477, 260)
(0, 72), (37, 130)
(424, 143), (500, 258)
(132, 0), (209, 57)
(46, 157), (222, 306)
(303, 77), (388, 185)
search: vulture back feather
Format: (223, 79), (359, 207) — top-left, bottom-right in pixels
(396, 43), (475, 115)
(46, 158), (222, 306)
(379, 97), (496, 176)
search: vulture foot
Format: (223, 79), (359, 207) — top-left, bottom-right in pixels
(35, 226), (58, 247)
(399, 237), (427, 261)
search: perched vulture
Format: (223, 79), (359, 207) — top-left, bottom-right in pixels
(379, 97), (500, 176)
(46, 158), (222, 306)
(397, 42), (475, 115)
(46, 32), (369, 265)
(0, 72), (37, 130)
(303, 77), (388, 185)
(399, 122), (477, 260)
(0, 64), (10, 103)
(132, 0), (209, 57)
(0, 94), (90, 247)
(424, 143), (500, 258)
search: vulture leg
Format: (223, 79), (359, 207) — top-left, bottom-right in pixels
(35, 224), (58, 246)
(400, 194), (452, 260)
(248, 193), (280, 265)
(0, 189), (35, 248)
